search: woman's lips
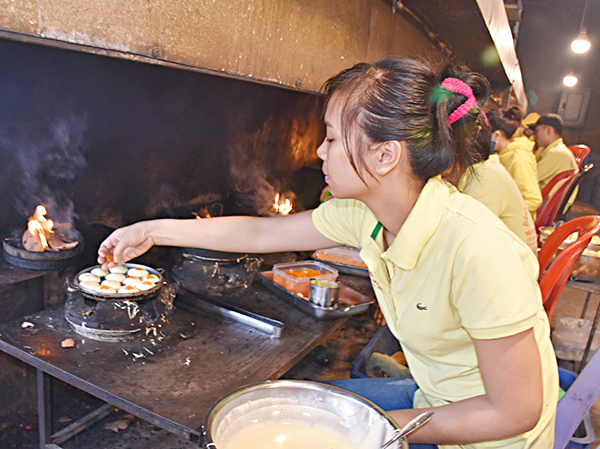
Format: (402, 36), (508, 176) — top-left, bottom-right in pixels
(324, 175), (330, 183)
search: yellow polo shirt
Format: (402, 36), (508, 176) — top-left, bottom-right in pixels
(535, 138), (578, 190)
(498, 138), (542, 217)
(312, 177), (558, 449)
(458, 155), (537, 253)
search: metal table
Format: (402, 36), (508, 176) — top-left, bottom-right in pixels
(564, 279), (600, 372)
(0, 284), (352, 448)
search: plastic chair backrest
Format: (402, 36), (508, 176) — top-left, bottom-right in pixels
(554, 345), (600, 449)
(539, 238), (590, 320)
(556, 163), (594, 222)
(540, 169), (577, 204)
(568, 144), (591, 168)
(537, 216), (600, 319)
(535, 171), (580, 231)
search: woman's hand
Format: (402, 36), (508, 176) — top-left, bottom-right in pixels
(97, 221), (156, 269)
(387, 328), (544, 445)
(373, 305), (387, 327)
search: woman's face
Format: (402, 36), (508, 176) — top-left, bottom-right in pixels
(316, 97), (370, 200)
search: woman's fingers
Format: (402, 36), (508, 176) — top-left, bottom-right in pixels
(97, 230), (123, 268)
(97, 225), (153, 269)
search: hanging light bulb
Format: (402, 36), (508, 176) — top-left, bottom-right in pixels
(572, 28), (591, 53)
(563, 73), (578, 87)
(572, 0), (592, 53)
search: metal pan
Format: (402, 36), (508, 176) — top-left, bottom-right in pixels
(180, 247), (247, 264)
(73, 263), (164, 301)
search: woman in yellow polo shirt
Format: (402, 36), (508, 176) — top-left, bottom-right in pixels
(443, 117), (538, 253)
(98, 58), (557, 449)
(488, 112), (543, 218)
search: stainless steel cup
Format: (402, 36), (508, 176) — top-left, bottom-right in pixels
(309, 279), (340, 307)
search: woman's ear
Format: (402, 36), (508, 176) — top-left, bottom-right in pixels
(373, 141), (403, 176)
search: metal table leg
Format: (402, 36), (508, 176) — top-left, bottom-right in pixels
(36, 368), (121, 448)
(581, 292), (593, 318)
(37, 369), (56, 449)
(579, 296), (600, 373)
(52, 403), (115, 445)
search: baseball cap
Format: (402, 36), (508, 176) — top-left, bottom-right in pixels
(521, 112), (540, 127)
(528, 113), (563, 135)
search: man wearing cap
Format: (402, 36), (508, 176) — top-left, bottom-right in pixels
(513, 111), (539, 141)
(530, 113), (577, 190)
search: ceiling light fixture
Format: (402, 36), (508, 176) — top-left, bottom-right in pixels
(571, 0), (592, 53)
(572, 28), (591, 53)
(563, 73), (578, 87)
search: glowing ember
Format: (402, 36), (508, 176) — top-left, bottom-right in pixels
(192, 207), (212, 219)
(272, 193), (293, 215)
(21, 205), (79, 252)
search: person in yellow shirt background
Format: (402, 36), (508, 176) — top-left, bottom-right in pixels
(444, 116), (538, 253)
(530, 113), (578, 190)
(488, 111), (542, 219)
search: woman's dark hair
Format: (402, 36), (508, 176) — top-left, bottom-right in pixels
(320, 57), (491, 182)
(472, 114), (492, 161)
(488, 109), (518, 139)
(503, 105), (524, 128)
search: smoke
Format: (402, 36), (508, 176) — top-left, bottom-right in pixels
(0, 115), (88, 225)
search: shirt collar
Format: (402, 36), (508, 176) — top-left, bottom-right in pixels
(535, 137), (563, 162)
(456, 155), (498, 192)
(386, 176), (452, 270)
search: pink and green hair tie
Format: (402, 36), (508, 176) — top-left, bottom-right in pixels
(441, 77), (485, 125)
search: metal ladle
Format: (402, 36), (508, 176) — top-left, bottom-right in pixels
(381, 411), (434, 449)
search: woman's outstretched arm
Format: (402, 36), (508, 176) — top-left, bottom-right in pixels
(98, 210), (339, 269)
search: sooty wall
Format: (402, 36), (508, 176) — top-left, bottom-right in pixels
(0, 38), (325, 236)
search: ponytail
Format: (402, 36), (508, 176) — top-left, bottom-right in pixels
(431, 64), (491, 173)
(320, 58), (491, 182)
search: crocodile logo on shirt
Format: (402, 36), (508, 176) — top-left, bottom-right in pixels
(416, 303), (428, 311)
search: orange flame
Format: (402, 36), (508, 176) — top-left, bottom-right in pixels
(272, 193), (293, 215)
(192, 207), (212, 219)
(27, 205), (54, 250)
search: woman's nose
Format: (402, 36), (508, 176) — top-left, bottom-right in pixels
(316, 140), (327, 160)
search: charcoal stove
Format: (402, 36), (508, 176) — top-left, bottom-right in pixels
(171, 247), (263, 297)
(64, 266), (178, 342)
(3, 236), (84, 270)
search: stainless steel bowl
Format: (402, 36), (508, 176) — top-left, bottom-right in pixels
(204, 379), (407, 449)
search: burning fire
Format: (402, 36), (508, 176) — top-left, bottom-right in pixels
(192, 207), (212, 219)
(272, 193), (293, 215)
(27, 205), (53, 250)
(22, 205), (79, 252)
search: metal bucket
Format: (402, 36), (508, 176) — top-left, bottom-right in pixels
(204, 379), (407, 449)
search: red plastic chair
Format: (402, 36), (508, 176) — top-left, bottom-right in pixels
(568, 144), (591, 168)
(556, 163), (594, 222)
(537, 216), (600, 320)
(535, 171), (579, 231)
(540, 169), (577, 204)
